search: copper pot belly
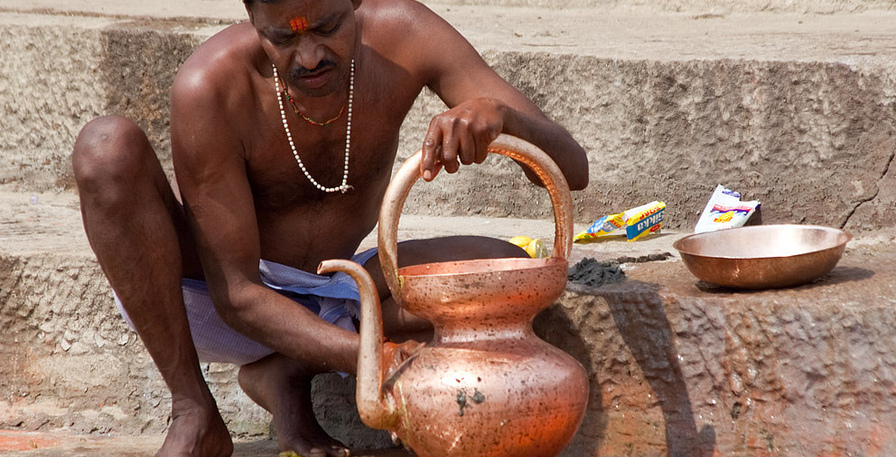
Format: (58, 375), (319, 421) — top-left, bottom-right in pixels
(319, 135), (588, 457)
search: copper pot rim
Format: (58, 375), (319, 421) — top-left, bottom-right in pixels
(672, 224), (852, 260)
(398, 256), (568, 278)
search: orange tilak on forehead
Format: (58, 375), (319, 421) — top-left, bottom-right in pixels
(290, 16), (310, 33)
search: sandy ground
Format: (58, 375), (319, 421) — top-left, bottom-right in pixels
(0, 429), (411, 457)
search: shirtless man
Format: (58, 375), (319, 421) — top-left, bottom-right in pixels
(72, 0), (588, 455)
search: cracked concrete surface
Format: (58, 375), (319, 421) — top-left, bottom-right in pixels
(845, 141), (896, 232)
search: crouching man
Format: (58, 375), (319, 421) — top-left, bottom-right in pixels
(72, 0), (588, 455)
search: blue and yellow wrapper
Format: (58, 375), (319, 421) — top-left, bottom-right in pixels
(575, 201), (665, 242)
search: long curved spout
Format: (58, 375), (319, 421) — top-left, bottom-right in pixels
(317, 259), (392, 429)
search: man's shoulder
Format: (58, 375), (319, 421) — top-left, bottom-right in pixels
(359, 0), (463, 72)
(361, 0), (431, 18)
(173, 23), (259, 101)
(359, 0), (441, 43)
(169, 22), (261, 149)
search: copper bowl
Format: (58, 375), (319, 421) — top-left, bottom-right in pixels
(672, 224), (852, 289)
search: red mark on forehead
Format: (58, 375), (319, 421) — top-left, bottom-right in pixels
(290, 16), (309, 33)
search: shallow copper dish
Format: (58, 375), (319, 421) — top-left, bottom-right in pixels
(672, 224), (852, 289)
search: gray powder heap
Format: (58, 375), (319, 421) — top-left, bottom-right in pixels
(568, 257), (626, 288)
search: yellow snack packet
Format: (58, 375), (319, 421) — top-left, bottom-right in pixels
(525, 238), (549, 258)
(508, 236), (549, 258)
(575, 201), (666, 242)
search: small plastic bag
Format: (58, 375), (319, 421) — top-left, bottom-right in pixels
(694, 185), (761, 233)
(575, 201), (666, 242)
(508, 236), (549, 258)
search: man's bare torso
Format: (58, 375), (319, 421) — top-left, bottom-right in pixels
(174, 3), (427, 273)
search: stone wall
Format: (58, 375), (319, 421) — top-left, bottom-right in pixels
(397, 54), (896, 232)
(0, 14), (204, 191)
(4, 13), (893, 231)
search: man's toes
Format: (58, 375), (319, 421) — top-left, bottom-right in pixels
(302, 445), (349, 457)
(330, 446), (350, 457)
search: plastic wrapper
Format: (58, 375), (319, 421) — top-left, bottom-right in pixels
(694, 185), (761, 233)
(508, 236), (549, 258)
(574, 201), (666, 242)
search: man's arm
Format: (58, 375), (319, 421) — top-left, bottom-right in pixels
(402, 2), (589, 190)
(170, 50), (359, 374)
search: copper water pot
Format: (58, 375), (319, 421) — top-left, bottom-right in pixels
(319, 135), (588, 457)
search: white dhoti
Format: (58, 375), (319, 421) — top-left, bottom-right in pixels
(114, 248), (378, 366)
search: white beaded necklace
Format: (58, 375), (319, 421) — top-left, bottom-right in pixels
(272, 59), (354, 193)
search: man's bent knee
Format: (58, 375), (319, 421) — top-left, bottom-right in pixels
(73, 116), (156, 192)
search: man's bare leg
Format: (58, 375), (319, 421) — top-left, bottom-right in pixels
(73, 116), (233, 457)
(238, 355), (350, 457)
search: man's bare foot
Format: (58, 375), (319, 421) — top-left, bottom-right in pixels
(238, 354), (350, 457)
(155, 397), (233, 457)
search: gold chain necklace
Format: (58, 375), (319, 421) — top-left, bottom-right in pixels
(272, 60), (354, 193)
(280, 84), (345, 127)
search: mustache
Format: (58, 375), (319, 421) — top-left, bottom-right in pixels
(291, 60), (337, 78)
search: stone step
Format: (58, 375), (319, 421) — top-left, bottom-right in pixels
(1, 5), (894, 231)
(3, 188), (896, 456)
(0, 188), (671, 443)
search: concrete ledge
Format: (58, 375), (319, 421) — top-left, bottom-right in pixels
(0, 189), (654, 448)
(3, 190), (896, 455)
(546, 241), (896, 456)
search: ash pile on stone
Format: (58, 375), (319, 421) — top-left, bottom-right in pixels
(568, 257), (626, 288)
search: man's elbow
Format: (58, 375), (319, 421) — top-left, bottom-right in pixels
(566, 159), (589, 191)
(568, 172), (589, 191)
(210, 287), (256, 333)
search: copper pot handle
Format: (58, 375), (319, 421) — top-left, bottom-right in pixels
(377, 134), (574, 299)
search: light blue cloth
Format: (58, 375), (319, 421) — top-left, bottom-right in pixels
(114, 248), (378, 366)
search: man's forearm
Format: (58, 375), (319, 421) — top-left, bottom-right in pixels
(216, 283), (361, 373)
(499, 104), (590, 190)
